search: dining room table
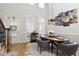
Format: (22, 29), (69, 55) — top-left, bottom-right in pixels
(46, 36), (65, 53)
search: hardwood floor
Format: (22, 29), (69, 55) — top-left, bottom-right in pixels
(11, 42), (31, 56)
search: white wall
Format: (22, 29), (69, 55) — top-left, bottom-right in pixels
(0, 3), (50, 44)
(48, 3), (53, 19)
(53, 3), (79, 35)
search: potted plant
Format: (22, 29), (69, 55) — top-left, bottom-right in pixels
(48, 31), (54, 37)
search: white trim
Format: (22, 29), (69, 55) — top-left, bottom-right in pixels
(56, 32), (79, 36)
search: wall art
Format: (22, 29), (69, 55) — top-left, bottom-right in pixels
(49, 9), (78, 26)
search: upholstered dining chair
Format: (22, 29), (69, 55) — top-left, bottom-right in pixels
(56, 42), (79, 56)
(37, 38), (51, 54)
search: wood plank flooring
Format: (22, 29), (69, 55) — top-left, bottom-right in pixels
(10, 42), (31, 56)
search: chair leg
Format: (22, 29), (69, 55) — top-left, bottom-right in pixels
(56, 49), (58, 56)
(74, 54), (76, 56)
(51, 44), (53, 53)
(48, 48), (51, 53)
(37, 46), (39, 51)
(40, 48), (41, 54)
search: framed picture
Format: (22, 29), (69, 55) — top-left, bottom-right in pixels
(52, 9), (78, 26)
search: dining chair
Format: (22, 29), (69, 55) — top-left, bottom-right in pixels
(56, 42), (79, 56)
(37, 38), (51, 54)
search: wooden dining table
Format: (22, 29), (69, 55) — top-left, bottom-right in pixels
(47, 36), (65, 43)
(46, 36), (65, 53)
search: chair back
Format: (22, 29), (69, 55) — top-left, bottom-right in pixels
(37, 39), (50, 48)
(57, 43), (79, 55)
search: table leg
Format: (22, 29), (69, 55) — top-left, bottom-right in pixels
(51, 42), (53, 53)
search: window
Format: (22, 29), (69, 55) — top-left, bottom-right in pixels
(26, 23), (34, 33)
(39, 17), (45, 35)
(39, 3), (45, 8)
(26, 16), (35, 37)
(5, 16), (17, 26)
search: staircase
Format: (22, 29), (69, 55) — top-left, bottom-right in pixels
(0, 18), (11, 53)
